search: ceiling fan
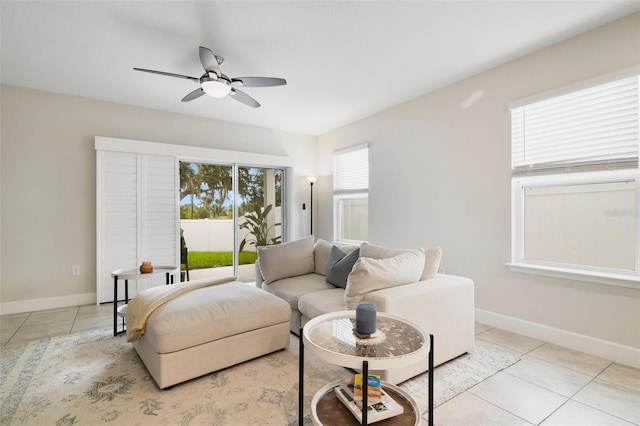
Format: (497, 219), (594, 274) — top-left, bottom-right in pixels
(133, 46), (286, 108)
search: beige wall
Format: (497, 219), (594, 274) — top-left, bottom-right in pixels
(0, 86), (316, 307)
(317, 13), (640, 350)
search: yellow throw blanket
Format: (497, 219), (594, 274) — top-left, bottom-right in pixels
(125, 276), (236, 342)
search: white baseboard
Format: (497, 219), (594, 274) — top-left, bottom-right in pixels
(0, 293), (97, 315)
(476, 309), (640, 369)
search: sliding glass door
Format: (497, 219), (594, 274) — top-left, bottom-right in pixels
(179, 162), (284, 282)
(237, 166), (283, 280)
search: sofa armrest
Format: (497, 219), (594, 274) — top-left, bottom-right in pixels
(363, 273), (475, 368)
(255, 259), (264, 288)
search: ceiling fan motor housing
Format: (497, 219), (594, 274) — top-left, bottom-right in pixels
(200, 74), (232, 98)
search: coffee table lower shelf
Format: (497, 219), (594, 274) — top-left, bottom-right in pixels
(311, 380), (421, 426)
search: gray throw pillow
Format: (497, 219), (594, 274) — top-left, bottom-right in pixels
(326, 245), (360, 288)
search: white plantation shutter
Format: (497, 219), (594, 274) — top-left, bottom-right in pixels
(142, 154), (178, 266)
(96, 151), (178, 303)
(333, 144), (369, 193)
(98, 151), (138, 303)
(511, 75), (639, 174)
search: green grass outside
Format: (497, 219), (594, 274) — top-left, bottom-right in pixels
(184, 251), (258, 270)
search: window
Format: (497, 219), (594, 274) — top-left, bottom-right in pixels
(333, 144), (369, 243)
(509, 74), (639, 287)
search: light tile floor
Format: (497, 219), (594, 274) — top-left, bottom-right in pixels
(1, 307), (639, 425)
(440, 323), (640, 426)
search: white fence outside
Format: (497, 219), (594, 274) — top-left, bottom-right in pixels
(181, 207), (282, 252)
(181, 219), (237, 252)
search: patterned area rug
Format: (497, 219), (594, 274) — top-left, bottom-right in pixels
(0, 328), (519, 425)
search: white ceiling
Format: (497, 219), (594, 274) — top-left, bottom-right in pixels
(2, 1), (638, 136)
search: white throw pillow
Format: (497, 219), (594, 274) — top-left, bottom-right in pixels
(360, 242), (441, 281)
(345, 249), (425, 309)
(421, 247), (442, 280)
(360, 242), (412, 259)
(257, 236), (315, 284)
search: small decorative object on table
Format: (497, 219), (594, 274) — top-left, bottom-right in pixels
(335, 373), (404, 423)
(355, 301), (377, 337)
(140, 261), (153, 274)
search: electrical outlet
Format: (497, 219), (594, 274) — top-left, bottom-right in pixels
(72, 265), (81, 276)
(438, 266), (446, 274)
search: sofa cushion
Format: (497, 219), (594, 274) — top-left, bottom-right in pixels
(257, 236), (315, 284)
(314, 239), (358, 275)
(360, 242), (442, 281)
(298, 288), (346, 320)
(261, 273), (333, 311)
(345, 249), (425, 309)
(326, 246), (360, 288)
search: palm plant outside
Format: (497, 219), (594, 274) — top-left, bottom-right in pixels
(239, 204), (281, 251)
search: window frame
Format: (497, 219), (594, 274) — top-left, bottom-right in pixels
(333, 192), (368, 245)
(509, 168), (640, 288)
(333, 144), (369, 244)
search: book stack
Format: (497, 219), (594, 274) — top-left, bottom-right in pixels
(334, 374), (404, 423)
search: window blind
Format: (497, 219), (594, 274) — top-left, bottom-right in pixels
(511, 75), (639, 174)
(333, 145), (369, 193)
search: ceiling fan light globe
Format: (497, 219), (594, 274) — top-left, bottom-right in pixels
(201, 79), (231, 98)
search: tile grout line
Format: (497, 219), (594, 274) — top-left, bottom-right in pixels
(459, 338), (545, 424)
(525, 351), (611, 378)
(5, 312), (33, 346)
(467, 340), (568, 426)
(69, 306), (81, 334)
(573, 361), (640, 424)
(475, 334), (543, 358)
(511, 358), (621, 425)
(464, 386), (536, 425)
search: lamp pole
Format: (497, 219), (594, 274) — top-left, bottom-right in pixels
(306, 176), (318, 235)
(310, 181), (314, 235)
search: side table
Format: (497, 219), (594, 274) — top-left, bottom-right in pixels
(111, 265), (179, 336)
(300, 311), (434, 426)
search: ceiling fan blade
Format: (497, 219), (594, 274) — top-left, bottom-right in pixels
(231, 77), (287, 87)
(199, 46), (221, 77)
(181, 88), (205, 102)
(229, 88), (260, 108)
(133, 67), (199, 82)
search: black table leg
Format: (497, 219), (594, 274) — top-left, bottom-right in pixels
(362, 360), (369, 425)
(113, 275), (118, 336)
(299, 328), (304, 425)
(429, 334), (434, 426)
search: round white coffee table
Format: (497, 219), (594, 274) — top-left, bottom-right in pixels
(300, 310), (434, 426)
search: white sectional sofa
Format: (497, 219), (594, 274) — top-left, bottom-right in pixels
(256, 236), (475, 384)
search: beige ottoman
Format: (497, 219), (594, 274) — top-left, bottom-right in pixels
(132, 281), (292, 389)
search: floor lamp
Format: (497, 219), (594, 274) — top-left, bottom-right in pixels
(306, 176), (318, 235)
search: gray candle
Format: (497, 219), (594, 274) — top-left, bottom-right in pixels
(356, 301), (377, 334)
